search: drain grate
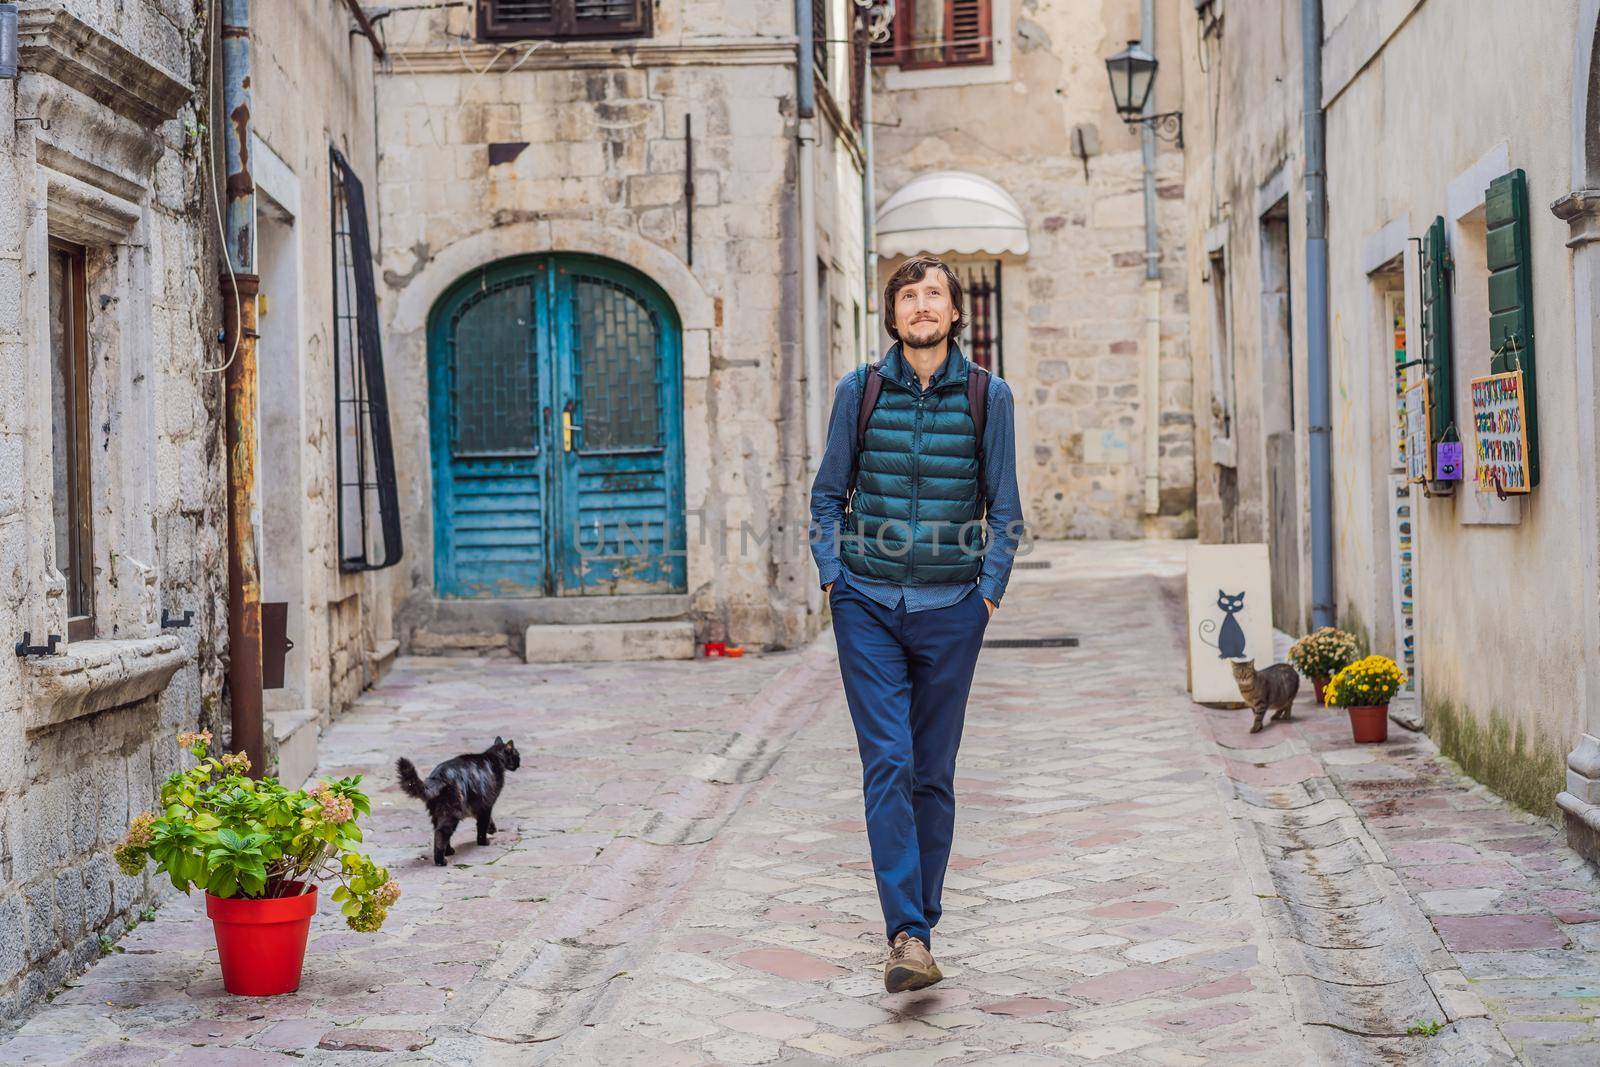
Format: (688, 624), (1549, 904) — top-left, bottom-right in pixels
(1013, 560), (1053, 570)
(983, 636), (1078, 648)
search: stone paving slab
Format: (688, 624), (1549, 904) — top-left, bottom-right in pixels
(4, 540), (1600, 1065)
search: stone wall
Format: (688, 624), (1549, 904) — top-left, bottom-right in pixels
(249, 0), (390, 731)
(871, 0), (1195, 540)
(0, 0), (222, 1019)
(1174, 1), (1309, 630)
(375, 1), (864, 649)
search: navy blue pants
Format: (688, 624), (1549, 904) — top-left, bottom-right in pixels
(829, 578), (989, 947)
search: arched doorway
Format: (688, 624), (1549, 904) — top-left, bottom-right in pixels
(427, 254), (686, 598)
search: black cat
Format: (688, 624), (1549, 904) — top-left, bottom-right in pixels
(1198, 590), (1248, 659)
(397, 737), (521, 866)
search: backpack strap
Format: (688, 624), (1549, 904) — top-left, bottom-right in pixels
(856, 363), (885, 451)
(846, 362), (885, 505)
(967, 365), (990, 451)
(967, 365), (992, 512)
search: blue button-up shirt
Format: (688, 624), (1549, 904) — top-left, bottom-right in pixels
(809, 347), (1024, 613)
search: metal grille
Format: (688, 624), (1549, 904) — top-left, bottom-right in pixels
(571, 275), (662, 451)
(450, 280), (537, 455)
(1013, 560), (1051, 570)
(812, 0), (829, 78)
(984, 636), (1078, 648)
(955, 260), (1003, 375)
(330, 147), (403, 573)
(850, 13), (867, 128)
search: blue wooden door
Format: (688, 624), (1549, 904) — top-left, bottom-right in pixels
(429, 255), (685, 598)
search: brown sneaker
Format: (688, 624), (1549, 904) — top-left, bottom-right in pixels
(884, 931), (943, 992)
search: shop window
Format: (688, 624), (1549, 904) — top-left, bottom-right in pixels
(871, 0), (993, 69)
(48, 240), (94, 640)
(478, 0), (652, 41)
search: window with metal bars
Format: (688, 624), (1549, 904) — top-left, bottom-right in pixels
(330, 147), (403, 573)
(813, 0), (829, 79)
(850, 12), (867, 128)
(953, 260), (1003, 375)
(870, 0), (993, 69)
(479, 0), (651, 40)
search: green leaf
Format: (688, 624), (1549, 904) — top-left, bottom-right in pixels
(331, 886), (349, 902)
(341, 900), (361, 918)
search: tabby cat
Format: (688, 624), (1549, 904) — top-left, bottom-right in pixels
(1229, 658), (1300, 734)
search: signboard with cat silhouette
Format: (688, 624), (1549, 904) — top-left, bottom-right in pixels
(1185, 543), (1274, 704)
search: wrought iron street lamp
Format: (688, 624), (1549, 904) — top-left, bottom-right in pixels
(1105, 39), (1183, 147)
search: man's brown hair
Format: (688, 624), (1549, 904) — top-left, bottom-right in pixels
(883, 256), (966, 342)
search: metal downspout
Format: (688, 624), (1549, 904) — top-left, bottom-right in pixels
(797, 0), (822, 471)
(1302, 0), (1334, 627)
(1139, 0), (1162, 516)
(221, 0), (264, 774)
(862, 14), (879, 362)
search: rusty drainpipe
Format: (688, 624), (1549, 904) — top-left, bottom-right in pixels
(220, 0), (263, 776)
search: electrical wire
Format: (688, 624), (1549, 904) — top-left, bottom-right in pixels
(200, 0), (240, 376)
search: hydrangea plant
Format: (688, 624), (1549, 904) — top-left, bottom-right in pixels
(114, 731), (399, 932)
(1323, 655), (1406, 708)
(1287, 627), (1360, 679)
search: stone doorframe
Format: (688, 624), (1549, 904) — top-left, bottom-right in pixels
(1554, 0), (1600, 857)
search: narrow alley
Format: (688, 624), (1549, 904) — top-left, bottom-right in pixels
(1, 543), (1594, 1066)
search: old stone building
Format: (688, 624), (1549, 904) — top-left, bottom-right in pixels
(0, 0), (393, 1019)
(375, 0), (868, 654)
(1179, 0), (1600, 864)
(870, 0), (1196, 540)
(0, 0), (221, 1019)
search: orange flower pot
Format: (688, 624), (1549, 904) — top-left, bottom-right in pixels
(1312, 676), (1329, 704)
(1346, 705), (1389, 744)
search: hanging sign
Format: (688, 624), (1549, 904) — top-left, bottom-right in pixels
(1470, 370), (1531, 495)
(1403, 380), (1432, 484)
(1435, 441), (1464, 481)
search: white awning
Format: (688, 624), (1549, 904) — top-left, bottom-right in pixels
(876, 171), (1030, 258)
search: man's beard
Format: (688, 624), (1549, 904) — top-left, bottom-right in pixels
(902, 320), (950, 349)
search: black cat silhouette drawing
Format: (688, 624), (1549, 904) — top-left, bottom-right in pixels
(1197, 590), (1248, 660)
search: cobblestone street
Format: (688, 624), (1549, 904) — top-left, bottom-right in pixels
(3, 542), (1598, 1065)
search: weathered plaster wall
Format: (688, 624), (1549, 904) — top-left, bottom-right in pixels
(1176, 0), (1308, 631)
(250, 0), (390, 726)
(1322, 0), (1581, 813)
(872, 0), (1196, 540)
(0, 0), (221, 1020)
(375, 2), (862, 649)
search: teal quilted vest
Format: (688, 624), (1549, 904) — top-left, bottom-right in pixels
(840, 345), (986, 584)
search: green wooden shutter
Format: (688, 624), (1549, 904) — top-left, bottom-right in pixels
(1421, 215), (1454, 448)
(1485, 168), (1539, 488)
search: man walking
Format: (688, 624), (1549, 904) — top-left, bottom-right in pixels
(810, 255), (1023, 992)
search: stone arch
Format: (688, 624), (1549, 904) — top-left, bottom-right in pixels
(391, 220), (715, 370)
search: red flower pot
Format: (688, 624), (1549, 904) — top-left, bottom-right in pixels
(1346, 704), (1389, 744)
(1312, 676), (1329, 704)
(206, 882), (317, 996)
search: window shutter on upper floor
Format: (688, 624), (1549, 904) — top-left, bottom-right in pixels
(480, 0), (650, 40)
(871, 0), (993, 69)
(947, 0), (992, 65)
(1485, 168), (1539, 487)
(1421, 215), (1454, 449)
